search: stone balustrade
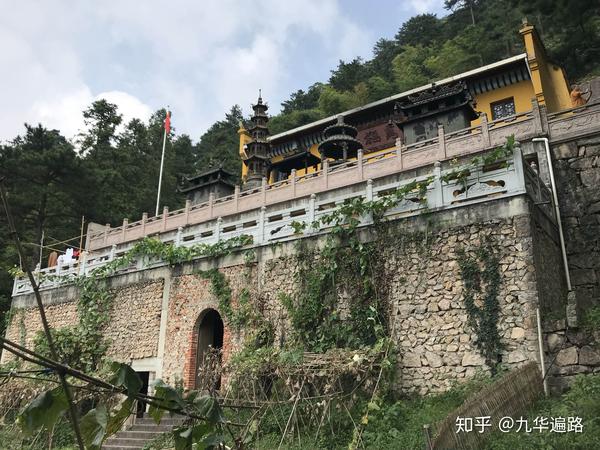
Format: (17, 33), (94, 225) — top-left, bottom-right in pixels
(13, 145), (556, 297)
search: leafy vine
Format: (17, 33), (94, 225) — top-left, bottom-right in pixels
(457, 239), (503, 374)
(284, 177), (433, 352)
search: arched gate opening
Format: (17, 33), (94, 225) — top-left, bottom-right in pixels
(194, 308), (224, 390)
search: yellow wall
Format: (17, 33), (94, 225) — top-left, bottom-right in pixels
(471, 79), (535, 125)
(548, 65), (571, 110)
(238, 125), (251, 180)
(520, 23), (571, 112)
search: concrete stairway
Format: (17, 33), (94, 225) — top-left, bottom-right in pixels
(102, 415), (183, 450)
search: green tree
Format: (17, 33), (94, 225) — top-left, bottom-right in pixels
(317, 85), (360, 116)
(392, 45), (432, 92)
(395, 14), (443, 47)
(329, 58), (372, 92)
(369, 38), (401, 81)
(269, 109), (325, 135)
(425, 27), (483, 77)
(280, 83), (324, 114)
(0, 125), (82, 331)
(194, 105), (244, 181)
(1, 125), (81, 267)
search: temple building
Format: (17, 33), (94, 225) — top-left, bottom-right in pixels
(238, 21), (571, 186)
(178, 167), (236, 206)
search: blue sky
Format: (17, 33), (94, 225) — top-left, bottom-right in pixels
(0, 0), (447, 142)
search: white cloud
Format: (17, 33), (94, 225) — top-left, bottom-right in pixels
(0, 0), (431, 142)
(404, 0), (447, 15)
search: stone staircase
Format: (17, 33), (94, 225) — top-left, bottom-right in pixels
(102, 415), (183, 450)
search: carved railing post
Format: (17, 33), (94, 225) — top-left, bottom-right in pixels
(141, 213), (148, 235)
(175, 227), (183, 247)
(357, 149), (364, 179)
(208, 193), (215, 219)
(432, 161), (444, 208)
(395, 137), (404, 170)
(365, 179), (374, 224)
(162, 206), (169, 231)
(122, 219), (128, 241)
(215, 217), (222, 242)
(438, 125), (446, 159)
(184, 199), (191, 225)
(513, 142), (525, 194)
(103, 223), (110, 244)
(322, 159), (329, 189)
(261, 177), (267, 204)
(257, 207), (266, 244)
(291, 169), (297, 197)
(234, 185), (240, 211)
(531, 98), (543, 134)
(480, 113), (491, 148)
(308, 193), (316, 230)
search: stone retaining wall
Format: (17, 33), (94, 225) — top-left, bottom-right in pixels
(2, 195), (567, 395)
(553, 133), (600, 311)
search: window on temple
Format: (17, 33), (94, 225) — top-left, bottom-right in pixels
(491, 97), (516, 120)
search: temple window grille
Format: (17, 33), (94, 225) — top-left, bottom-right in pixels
(491, 97), (516, 120)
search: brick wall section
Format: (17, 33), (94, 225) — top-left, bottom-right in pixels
(553, 133), (600, 311)
(162, 266), (247, 387)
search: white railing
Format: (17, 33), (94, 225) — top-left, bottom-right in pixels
(14, 147), (548, 297)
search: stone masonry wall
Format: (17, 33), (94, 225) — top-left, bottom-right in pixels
(254, 200), (552, 395)
(553, 133), (600, 311)
(383, 215), (540, 394)
(104, 279), (164, 361)
(3, 302), (78, 363)
(1, 279), (164, 365)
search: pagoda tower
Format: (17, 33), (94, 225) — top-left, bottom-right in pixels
(243, 90), (271, 188)
(318, 115), (362, 164)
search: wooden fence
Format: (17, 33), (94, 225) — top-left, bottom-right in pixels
(427, 362), (543, 450)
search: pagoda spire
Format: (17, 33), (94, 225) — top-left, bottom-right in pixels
(242, 90), (271, 188)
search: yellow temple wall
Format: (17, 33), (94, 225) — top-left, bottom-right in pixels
(471, 80), (536, 125)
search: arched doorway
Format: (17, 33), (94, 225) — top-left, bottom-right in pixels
(194, 308), (224, 390)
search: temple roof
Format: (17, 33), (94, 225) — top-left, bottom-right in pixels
(178, 166), (236, 193)
(268, 53), (529, 146)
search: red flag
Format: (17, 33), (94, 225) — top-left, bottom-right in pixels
(164, 110), (171, 134)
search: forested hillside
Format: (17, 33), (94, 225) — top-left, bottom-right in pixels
(1, 0), (598, 328)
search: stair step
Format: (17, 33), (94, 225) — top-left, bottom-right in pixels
(104, 437), (148, 446)
(103, 446), (144, 450)
(118, 430), (165, 439)
(128, 424), (174, 432)
(135, 417), (184, 426)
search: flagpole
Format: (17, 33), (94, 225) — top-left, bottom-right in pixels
(155, 112), (168, 216)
